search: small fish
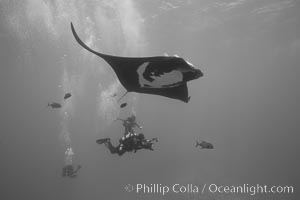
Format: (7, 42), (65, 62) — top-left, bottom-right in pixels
(196, 141), (214, 149)
(47, 102), (62, 109)
(64, 93), (72, 100)
(120, 103), (128, 108)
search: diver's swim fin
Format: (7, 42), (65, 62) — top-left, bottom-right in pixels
(96, 138), (110, 145)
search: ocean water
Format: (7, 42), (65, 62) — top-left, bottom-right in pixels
(0, 0), (299, 199)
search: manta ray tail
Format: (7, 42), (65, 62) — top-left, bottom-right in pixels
(70, 22), (106, 59)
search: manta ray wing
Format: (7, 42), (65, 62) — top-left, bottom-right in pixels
(71, 22), (201, 102)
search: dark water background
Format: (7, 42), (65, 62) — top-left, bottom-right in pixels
(0, 0), (299, 199)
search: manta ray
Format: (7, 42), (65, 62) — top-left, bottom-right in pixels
(71, 22), (203, 102)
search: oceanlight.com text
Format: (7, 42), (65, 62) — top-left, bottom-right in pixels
(208, 183), (294, 196)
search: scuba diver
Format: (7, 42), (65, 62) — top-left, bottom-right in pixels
(133, 133), (158, 153)
(117, 115), (143, 154)
(116, 115), (142, 136)
(96, 133), (158, 156)
(196, 140), (214, 149)
(62, 165), (81, 178)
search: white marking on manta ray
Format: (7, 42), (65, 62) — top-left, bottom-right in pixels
(137, 62), (183, 88)
(186, 60), (194, 67)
